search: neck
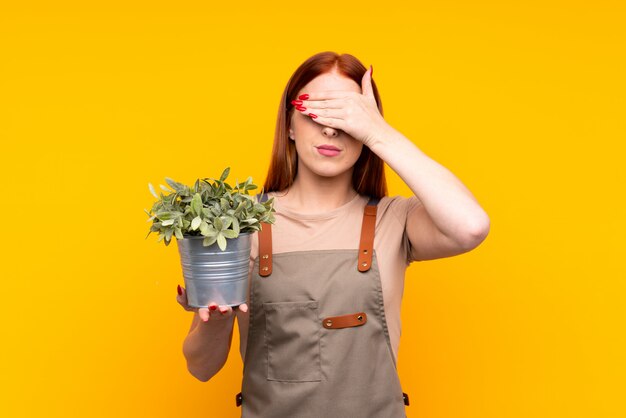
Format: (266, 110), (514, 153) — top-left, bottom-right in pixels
(277, 167), (358, 213)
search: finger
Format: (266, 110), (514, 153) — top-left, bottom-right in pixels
(179, 285), (188, 302)
(207, 302), (219, 317)
(177, 287), (195, 312)
(296, 90), (350, 102)
(361, 64), (374, 99)
(302, 112), (344, 130)
(296, 106), (342, 119)
(297, 97), (344, 110)
(198, 308), (210, 322)
(176, 291), (188, 307)
(218, 305), (232, 315)
(237, 303), (249, 313)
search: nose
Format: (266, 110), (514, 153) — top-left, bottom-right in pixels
(322, 126), (339, 137)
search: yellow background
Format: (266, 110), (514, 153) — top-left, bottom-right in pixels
(1, 1), (624, 417)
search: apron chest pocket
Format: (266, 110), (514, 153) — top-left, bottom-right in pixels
(263, 300), (322, 382)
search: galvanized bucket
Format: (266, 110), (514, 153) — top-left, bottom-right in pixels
(176, 231), (252, 308)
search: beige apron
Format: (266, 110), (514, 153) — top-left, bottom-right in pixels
(235, 193), (409, 417)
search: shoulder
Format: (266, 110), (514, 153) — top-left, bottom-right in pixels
(377, 195), (423, 225)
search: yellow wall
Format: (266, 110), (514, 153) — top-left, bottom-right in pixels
(2, 1), (624, 417)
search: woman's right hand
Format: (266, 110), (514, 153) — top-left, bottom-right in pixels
(177, 284), (248, 322)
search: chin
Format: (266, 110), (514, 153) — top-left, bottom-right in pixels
(309, 163), (353, 179)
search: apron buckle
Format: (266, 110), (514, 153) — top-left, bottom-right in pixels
(235, 392), (243, 407)
(403, 392), (410, 406)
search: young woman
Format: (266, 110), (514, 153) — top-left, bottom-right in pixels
(176, 51), (490, 417)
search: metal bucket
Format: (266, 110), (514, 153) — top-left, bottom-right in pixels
(176, 231), (252, 308)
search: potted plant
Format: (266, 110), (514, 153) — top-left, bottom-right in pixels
(145, 167), (276, 307)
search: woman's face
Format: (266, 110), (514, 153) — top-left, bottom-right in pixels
(288, 70), (364, 180)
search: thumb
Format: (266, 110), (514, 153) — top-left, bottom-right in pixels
(361, 64), (374, 100)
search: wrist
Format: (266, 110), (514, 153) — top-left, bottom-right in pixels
(367, 126), (401, 152)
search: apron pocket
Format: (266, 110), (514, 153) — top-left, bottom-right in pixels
(263, 300), (322, 382)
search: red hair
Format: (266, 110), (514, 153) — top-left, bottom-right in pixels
(262, 51), (388, 198)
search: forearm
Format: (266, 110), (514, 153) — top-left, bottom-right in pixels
(182, 312), (235, 382)
(368, 127), (490, 243)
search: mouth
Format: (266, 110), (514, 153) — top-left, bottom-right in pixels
(316, 145), (341, 151)
(316, 145), (342, 157)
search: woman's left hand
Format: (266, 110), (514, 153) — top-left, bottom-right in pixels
(293, 65), (392, 148)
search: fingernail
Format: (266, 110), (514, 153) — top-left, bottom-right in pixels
(219, 307), (228, 314)
(308, 113), (317, 119)
(298, 93), (309, 100)
(202, 316), (208, 322)
(209, 304), (217, 311)
(291, 99), (303, 105)
(296, 106), (306, 111)
(177, 284), (182, 295)
(370, 64), (373, 77)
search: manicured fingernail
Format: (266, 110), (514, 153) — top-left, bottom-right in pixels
(219, 307), (228, 314)
(370, 64), (373, 77)
(291, 99), (303, 105)
(308, 113), (317, 119)
(209, 304), (217, 311)
(296, 106), (306, 111)
(298, 93), (309, 100)
(177, 284), (182, 295)
(202, 316), (208, 322)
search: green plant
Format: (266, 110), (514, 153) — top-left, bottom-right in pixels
(145, 167), (275, 250)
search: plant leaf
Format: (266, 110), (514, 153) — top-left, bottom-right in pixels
(233, 201), (244, 215)
(191, 193), (203, 217)
(157, 212), (174, 220)
(165, 177), (185, 192)
(220, 167), (230, 182)
(203, 235), (217, 247)
(148, 183), (159, 198)
(199, 220), (209, 234)
(217, 233), (227, 251)
(204, 225), (217, 237)
(191, 216), (201, 230)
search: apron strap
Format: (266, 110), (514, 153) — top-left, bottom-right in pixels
(358, 196), (380, 272)
(256, 193), (273, 277)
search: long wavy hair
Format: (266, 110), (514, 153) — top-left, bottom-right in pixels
(262, 51), (388, 199)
